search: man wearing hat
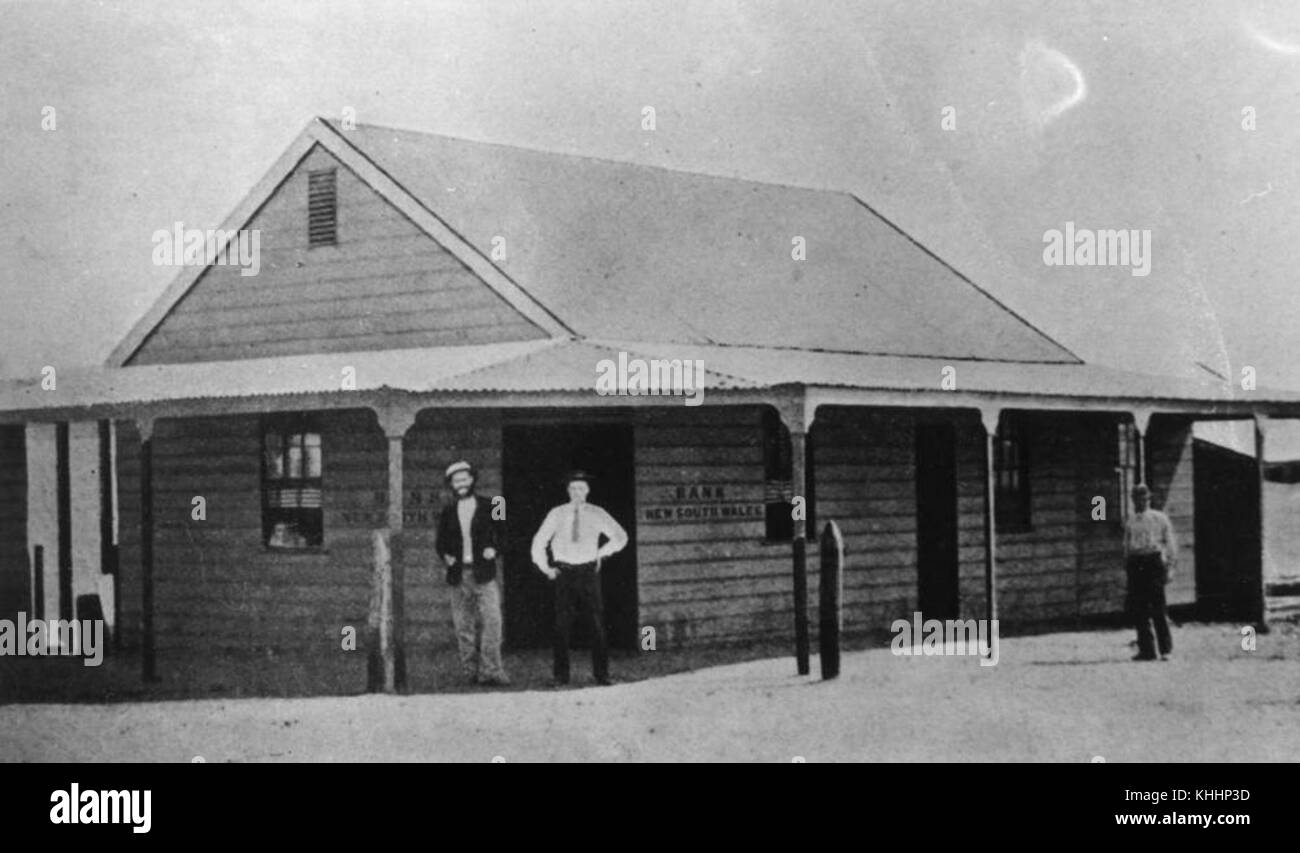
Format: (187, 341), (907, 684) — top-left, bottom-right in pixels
(530, 470), (629, 686)
(1123, 483), (1178, 661)
(437, 460), (509, 686)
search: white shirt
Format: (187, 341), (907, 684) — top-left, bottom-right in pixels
(457, 496), (476, 563)
(531, 501), (629, 567)
(1124, 508), (1177, 564)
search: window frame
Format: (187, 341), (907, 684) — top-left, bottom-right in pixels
(260, 414), (324, 551)
(994, 414), (1032, 532)
(1113, 419), (1138, 527)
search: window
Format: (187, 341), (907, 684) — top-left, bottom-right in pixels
(1114, 420), (1138, 524)
(994, 415), (1031, 531)
(763, 408), (794, 541)
(307, 169), (337, 246)
(262, 417), (323, 549)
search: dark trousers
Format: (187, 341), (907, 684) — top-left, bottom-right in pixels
(553, 561), (607, 683)
(1126, 553), (1172, 657)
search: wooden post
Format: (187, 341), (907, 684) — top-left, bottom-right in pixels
(1132, 409), (1154, 488)
(1254, 418), (1270, 632)
(385, 435), (404, 531)
(138, 418), (157, 682)
(372, 404), (416, 692)
(818, 521), (844, 680)
(367, 529), (395, 692)
(32, 545), (44, 620)
(99, 420), (121, 651)
(980, 408), (999, 635)
(386, 434), (407, 690)
(56, 422), (72, 623)
(791, 427), (810, 676)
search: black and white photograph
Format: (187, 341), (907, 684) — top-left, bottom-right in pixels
(0, 0), (1295, 813)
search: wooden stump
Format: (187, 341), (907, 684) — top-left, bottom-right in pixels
(819, 521), (844, 680)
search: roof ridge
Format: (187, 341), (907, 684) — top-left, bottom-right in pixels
(317, 116), (850, 199)
(846, 193), (1084, 366)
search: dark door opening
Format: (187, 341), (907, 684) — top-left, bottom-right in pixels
(502, 423), (637, 650)
(916, 422), (959, 620)
(1193, 438), (1260, 621)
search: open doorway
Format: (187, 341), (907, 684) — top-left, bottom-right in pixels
(502, 423), (638, 649)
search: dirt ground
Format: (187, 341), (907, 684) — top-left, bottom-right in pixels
(3, 620), (1298, 762)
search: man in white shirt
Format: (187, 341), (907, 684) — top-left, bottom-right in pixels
(531, 470), (629, 686)
(1123, 483), (1177, 661)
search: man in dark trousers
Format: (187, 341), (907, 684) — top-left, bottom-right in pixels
(1123, 483), (1178, 661)
(437, 460), (509, 686)
(530, 470), (629, 686)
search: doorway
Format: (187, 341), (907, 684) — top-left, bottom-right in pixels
(915, 421), (959, 620)
(502, 423), (638, 649)
(1193, 437), (1261, 620)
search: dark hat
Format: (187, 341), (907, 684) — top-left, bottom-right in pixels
(562, 469), (593, 485)
(1131, 483), (1151, 496)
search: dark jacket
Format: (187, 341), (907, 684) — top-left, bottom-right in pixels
(436, 495), (502, 585)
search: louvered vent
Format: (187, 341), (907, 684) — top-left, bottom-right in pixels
(307, 169), (337, 246)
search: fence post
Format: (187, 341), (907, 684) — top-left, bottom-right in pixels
(819, 520), (844, 680)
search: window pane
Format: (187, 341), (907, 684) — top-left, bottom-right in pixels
(304, 433), (322, 478)
(287, 435), (304, 479)
(264, 433), (284, 479)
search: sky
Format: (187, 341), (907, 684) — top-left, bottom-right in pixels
(2, 0), (1299, 452)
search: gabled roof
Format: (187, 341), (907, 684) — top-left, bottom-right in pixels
(107, 121), (572, 367)
(334, 119), (1078, 363)
(109, 117), (1079, 368)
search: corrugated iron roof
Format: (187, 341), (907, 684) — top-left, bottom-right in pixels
(429, 340), (760, 392)
(333, 120), (1078, 364)
(0, 340), (561, 412)
(4, 339), (1298, 420)
(589, 340), (1284, 402)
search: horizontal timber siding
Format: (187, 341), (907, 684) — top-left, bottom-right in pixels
(127, 145), (545, 365)
(635, 406), (790, 647)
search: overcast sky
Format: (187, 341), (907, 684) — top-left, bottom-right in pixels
(2, 0), (1299, 423)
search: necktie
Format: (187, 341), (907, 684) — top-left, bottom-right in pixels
(571, 505), (580, 542)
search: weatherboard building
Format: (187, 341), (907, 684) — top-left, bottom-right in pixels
(0, 118), (1293, 692)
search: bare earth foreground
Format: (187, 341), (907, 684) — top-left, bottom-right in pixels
(2, 623), (1297, 762)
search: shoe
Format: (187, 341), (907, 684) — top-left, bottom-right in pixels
(594, 675), (616, 686)
(1159, 653), (1171, 661)
(1131, 654), (1156, 661)
(550, 678), (569, 689)
(477, 674), (511, 687)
